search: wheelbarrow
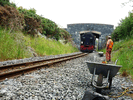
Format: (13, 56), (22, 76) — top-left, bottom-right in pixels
(85, 61), (122, 92)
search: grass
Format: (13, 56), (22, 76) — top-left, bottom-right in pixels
(24, 34), (79, 56)
(111, 37), (133, 78)
(98, 37), (133, 79)
(0, 28), (79, 61)
(98, 48), (106, 54)
(0, 29), (32, 61)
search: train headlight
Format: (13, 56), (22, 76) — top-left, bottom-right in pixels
(81, 41), (83, 44)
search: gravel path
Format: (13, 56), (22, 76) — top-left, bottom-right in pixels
(0, 52), (133, 100)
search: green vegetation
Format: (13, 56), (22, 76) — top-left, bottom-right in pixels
(112, 12), (133, 42)
(0, 28), (32, 61)
(98, 37), (133, 79)
(0, 28), (78, 61)
(24, 34), (78, 56)
(0, 0), (78, 61)
(0, 0), (16, 7)
(98, 48), (106, 54)
(17, 7), (71, 41)
(0, 0), (71, 41)
(98, 11), (133, 79)
(111, 37), (133, 78)
(111, 11), (133, 78)
(17, 7), (42, 36)
(0, 4), (24, 31)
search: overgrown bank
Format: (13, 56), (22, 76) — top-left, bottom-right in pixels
(111, 37), (133, 79)
(98, 37), (133, 79)
(98, 10), (133, 79)
(111, 10), (133, 79)
(0, 1), (79, 61)
(0, 28), (78, 61)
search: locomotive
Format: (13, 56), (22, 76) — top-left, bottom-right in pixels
(80, 31), (101, 52)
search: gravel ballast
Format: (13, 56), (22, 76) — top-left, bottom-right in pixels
(0, 52), (133, 100)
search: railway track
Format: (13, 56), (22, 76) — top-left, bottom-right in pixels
(0, 52), (88, 82)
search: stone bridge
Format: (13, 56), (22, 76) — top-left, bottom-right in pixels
(63, 23), (114, 50)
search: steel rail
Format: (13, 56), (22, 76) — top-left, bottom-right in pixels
(0, 53), (88, 81)
(0, 52), (83, 73)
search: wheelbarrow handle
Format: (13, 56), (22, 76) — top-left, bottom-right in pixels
(115, 59), (118, 65)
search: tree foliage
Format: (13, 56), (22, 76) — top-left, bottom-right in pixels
(112, 12), (133, 41)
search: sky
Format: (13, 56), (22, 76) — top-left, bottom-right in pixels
(10, 0), (133, 29)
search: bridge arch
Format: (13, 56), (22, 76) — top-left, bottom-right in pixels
(66, 23), (114, 49)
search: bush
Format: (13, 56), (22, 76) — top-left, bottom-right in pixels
(112, 12), (133, 41)
(0, 0), (16, 7)
(59, 28), (72, 43)
(17, 7), (42, 36)
(40, 17), (61, 40)
(0, 2), (73, 43)
(17, 7), (61, 40)
(40, 18), (72, 41)
(0, 5), (24, 31)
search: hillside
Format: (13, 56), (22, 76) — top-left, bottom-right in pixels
(111, 10), (133, 79)
(0, 28), (79, 61)
(0, 1), (79, 61)
(111, 37), (133, 79)
(98, 37), (133, 80)
(98, 9), (133, 79)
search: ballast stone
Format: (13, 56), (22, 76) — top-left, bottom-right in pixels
(0, 52), (133, 100)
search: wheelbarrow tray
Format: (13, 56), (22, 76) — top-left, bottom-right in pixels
(86, 61), (122, 78)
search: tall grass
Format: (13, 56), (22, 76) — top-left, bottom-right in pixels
(111, 37), (133, 78)
(98, 37), (133, 79)
(0, 29), (32, 61)
(0, 29), (79, 61)
(24, 34), (78, 56)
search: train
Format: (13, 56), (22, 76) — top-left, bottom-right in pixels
(80, 31), (101, 52)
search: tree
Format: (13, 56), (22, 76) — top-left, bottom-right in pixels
(121, 0), (133, 7)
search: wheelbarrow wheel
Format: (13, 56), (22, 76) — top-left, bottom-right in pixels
(96, 74), (103, 93)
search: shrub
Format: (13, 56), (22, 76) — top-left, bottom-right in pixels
(0, 0), (16, 7)
(112, 12), (133, 41)
(0, 5), (25, 31)
(40, 17), (61, 40)
(0, 2), (73, 43)
(59, 28), (72, 43)
(17, 7), (42, 36)
(17, 7), (61, 40)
